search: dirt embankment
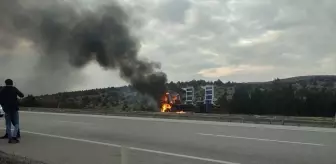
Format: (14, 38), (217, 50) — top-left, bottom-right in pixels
(0, 151), (46, 164)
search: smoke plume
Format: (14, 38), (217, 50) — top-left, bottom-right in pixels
(0, 0), (167, 104)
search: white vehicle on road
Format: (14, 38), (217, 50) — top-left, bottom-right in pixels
(0, 105), (4, 117)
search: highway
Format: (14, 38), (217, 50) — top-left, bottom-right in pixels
(0, 111), (336, 164)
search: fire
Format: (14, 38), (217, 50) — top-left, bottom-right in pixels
(160, 91), (185, 113)
(161, 92), (172, 112)
(161, 103), (171, 112)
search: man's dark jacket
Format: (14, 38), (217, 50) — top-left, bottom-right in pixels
(0, 86), (24, 113)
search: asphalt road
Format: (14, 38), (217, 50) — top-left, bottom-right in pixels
(1, 111), (336, 164)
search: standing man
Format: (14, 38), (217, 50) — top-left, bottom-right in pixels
(0, 79), (24, 143)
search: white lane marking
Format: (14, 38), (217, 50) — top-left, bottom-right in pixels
(129, 147), (239, 164)
(198, 133), (325, 146)
(20, 111), (336, 133)
(1, 128), (239, 164)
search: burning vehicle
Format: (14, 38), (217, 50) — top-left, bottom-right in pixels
(160, 91), (184, 113)
(159, 90), (197, 113)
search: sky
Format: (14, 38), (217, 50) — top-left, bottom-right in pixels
(1, 0), (336, 94)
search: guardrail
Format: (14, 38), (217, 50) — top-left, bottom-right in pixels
(20, 107), (336, 128)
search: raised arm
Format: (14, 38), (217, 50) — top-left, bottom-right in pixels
(15, 87), (24, 98)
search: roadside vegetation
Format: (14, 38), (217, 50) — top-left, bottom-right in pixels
(0, 151), (45, 164)
(19, 75), (336, 117)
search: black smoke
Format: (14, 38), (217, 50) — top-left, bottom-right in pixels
(0, 0), (167, 105)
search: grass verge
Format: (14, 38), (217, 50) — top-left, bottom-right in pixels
(0, 151), (46, 164)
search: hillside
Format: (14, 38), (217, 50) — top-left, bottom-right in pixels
(19, 75), (336, 115)
(279, 75), (336, 83)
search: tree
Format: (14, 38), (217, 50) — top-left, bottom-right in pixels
(20, 95), (39, 107)
(214, 79), (224, 86)
(122, 103), (128, 111)
(250, 88), (265, 115)
(81, 96), (90, 108)
(217, 93), (231, 113)
(230, 86), (251, 114)
(19, 78), (336, 117)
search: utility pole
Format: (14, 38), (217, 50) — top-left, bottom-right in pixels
(121, 146), (129, 164)
(57, 93), (62, 109)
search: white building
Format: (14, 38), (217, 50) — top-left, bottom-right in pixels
(182, 86), (194, 104)
(202, 85), (215, 104)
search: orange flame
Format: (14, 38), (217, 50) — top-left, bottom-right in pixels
(161, 92), (171, 112)
(160, 92), (184, 113)
(161, 103), (171, 112)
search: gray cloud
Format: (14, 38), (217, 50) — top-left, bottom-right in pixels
(136, 0), (336, 82)
(1, 0), (335, 93)
(156, 0), (191, 23)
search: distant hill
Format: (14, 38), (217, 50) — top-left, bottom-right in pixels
(279, 75), (336, 83)
(19, 75), (336, 111)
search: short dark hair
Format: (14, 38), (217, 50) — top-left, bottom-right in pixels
(5, 79), (13, 86)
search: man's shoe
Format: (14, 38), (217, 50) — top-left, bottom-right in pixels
(8, 138), (20, 144)
(17, 131), (21, 138)
(0, 134), (8, 139)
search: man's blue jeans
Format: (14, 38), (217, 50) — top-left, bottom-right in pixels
(5, 111), (19, 139)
